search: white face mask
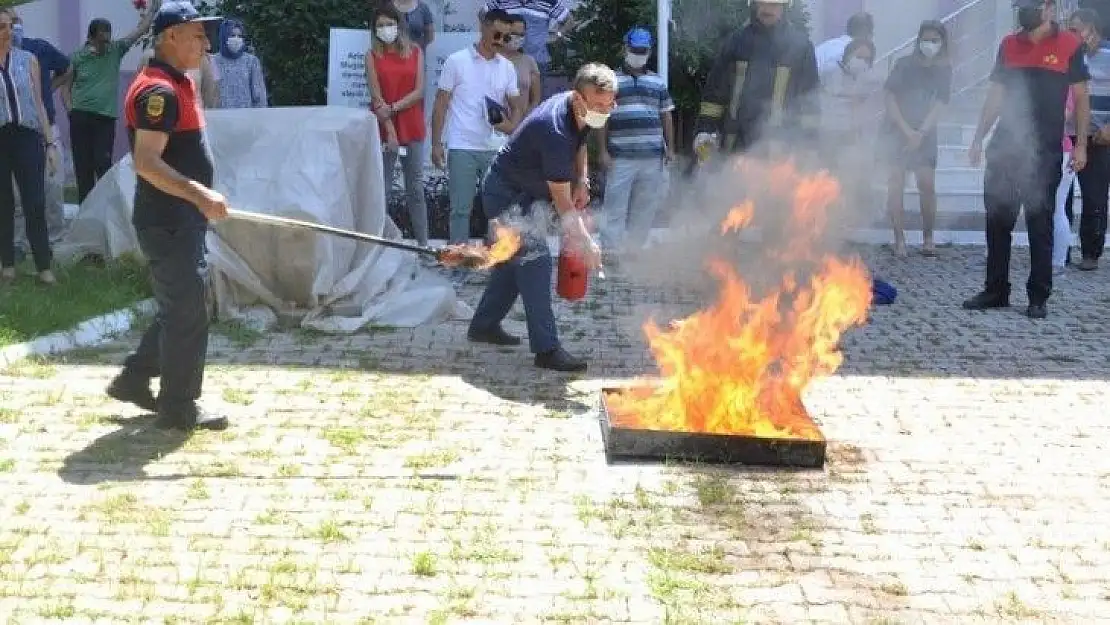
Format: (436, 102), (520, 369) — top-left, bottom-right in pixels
(225, 36), (244, 53)
(625, 52), (649, 69)
(377, 25), (399, 44)
(505, 34), (523, 50)
(919, 41), (941, 58)
(846, 57), (869, 74)
(583, 110), (609, 129)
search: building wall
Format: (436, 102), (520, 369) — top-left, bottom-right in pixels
(864, 0), (945, 59)
(14, 0), (160, 163)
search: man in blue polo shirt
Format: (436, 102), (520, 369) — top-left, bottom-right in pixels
(11, 12), (70, 247)
(466, 63), (613, 372)
(597, 27), (675, 257)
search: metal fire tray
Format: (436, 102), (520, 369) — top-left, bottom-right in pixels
(598, 387), (826, 468)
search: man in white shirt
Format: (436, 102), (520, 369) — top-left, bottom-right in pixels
(431, 8), (526, 244)
(815, 12), (874, 78)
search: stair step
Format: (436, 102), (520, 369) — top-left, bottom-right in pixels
(935, 123), (978, 145)
(938, 144), (975, 168)
(860, 207), (1023, 232)
(864, 167), (984, 191)
(916, 166), (983, 190)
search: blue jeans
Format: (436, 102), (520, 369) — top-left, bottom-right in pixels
(383, 141), (429, 245)
(468, 168), (559, 354)
(122, 227), (211, 412)
(447, 149), (496, 243)
(600, 157), (670, 251)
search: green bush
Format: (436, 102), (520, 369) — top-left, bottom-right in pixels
(207, 0), (377, 106)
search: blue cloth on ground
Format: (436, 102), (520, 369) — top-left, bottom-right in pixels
(872, 279), (897, 305)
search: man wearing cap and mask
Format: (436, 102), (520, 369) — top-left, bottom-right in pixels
(596, 27), (676, 258)
(105, 1), (231, 431)
(465, 63), (612, 372)
(58, 3), (161, 204)
(692, 0), (820, 160)
(964, 0), (1090, 319)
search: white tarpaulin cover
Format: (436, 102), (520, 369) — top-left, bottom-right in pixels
(55, 106), (468, 333)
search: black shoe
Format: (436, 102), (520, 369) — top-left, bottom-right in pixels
(1078, 257), (1098, 271)
(106, 374), (157, 412)
(534, 347), (587, 372)
(467, 325), (522, 346)
(962, 290), (1009, 310)
(1026, 303), (1047, 319)
(154, 405), (229, 431)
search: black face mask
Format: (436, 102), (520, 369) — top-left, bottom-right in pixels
(1017, 7), (1044, 32)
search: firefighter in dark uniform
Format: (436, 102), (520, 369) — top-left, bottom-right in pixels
(692, 0), (820, 160)
(105, 1), (230, 430)
(963, 0), (1090, 319)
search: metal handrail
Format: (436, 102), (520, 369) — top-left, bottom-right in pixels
(878, 0), (998, 97)
(877, 0), (1081, 97)
(876, 0), (989, 67)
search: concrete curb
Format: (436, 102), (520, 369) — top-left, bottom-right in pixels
(0, 298), (156, 369)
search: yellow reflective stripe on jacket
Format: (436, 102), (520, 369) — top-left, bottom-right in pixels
(769, 66), (790, 125)
(699, 102), (724, 118)
(728, 61), (749, 119)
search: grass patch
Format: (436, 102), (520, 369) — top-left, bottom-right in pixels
(0, 255), (151, 347)
(212, 320), (264, 347)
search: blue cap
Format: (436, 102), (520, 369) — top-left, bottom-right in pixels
(152, 1), (221, 37)
(626, 27), (653, 48)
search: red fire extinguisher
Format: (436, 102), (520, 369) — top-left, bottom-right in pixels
(556, 206), (590, 301)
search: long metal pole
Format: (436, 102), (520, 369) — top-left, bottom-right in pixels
(225, 209), (441, 258)
(657, 0), (670, 86)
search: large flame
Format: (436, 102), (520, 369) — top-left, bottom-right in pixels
(483, 222), (523, 267)
(606, 160), (873, 440)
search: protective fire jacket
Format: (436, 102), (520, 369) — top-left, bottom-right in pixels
(695, 20), (821, 152)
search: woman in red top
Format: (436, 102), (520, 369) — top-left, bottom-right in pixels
(366, 4), (428, 245)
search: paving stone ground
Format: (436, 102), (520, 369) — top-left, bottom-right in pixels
(1, 245), (1109, 624)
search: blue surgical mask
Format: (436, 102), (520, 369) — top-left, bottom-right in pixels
(12, 23), (24, 48)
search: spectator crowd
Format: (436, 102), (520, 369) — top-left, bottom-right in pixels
(0, 0), (269, 285)
(2, 0), (1106, 324)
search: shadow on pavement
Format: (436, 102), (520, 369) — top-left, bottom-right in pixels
(57, 415), (190, 485)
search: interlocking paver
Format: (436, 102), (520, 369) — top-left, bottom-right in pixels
(0, 245), (1108, 623)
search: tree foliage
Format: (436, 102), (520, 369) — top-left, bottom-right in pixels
(551, 0), (810, 113)
(209, 0), (376, 106)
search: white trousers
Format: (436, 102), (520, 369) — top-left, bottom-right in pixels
(1053, 152), (1076, 268)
